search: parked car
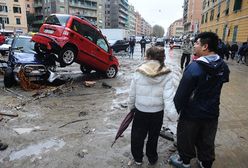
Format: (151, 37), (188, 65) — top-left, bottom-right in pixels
(155, 38), (165, 47)
(0, 33), (5, 45)
(173, 38), (182, 49)
(31, 14), (119, 78)
(110, 40), (129, 53)
(0, 37), (13, 56)
(3, 35), (57, 88)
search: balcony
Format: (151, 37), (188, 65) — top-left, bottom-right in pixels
(69, 2), (97, 11)
(34, 3), (42, 8)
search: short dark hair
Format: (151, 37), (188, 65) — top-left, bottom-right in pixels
(195, 32), (219, 53)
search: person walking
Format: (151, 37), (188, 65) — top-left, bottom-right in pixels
(139, 36), (147, 58)
(181, 36), (193, 69)
(129, 37), (135, 59)
(169, 32), (230, 168)
(237, 42), (248, 64)
(128, 46), (175, 166)
(217, 39), (228, 59)
(230, 42), (239, 60)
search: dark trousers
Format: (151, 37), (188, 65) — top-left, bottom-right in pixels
(129, 46), (134, 58)
(181, 53), (191, 69)
(177, 118), (218, 168)
(141, 47), (146, 57)
(131, 109), (163, 163)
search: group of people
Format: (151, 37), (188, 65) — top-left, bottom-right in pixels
(128, 36), (147, 59)
(128, 32), (230, 168)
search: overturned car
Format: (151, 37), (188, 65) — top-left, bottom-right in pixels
(3, 35), (59, 88)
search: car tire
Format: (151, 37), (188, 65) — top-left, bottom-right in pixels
(1, 51), (6, 56)
(34, 43), (46, 55)
(106, 65), (118, 78)
(4, 68), (16, 88)
(80, 65), (92, 74)
(59, 47), (76, 66)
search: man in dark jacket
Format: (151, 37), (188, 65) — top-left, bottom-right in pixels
(230, 42), (239, 59)
(169, 32), (230, 168)
(139, 36), (147, 58)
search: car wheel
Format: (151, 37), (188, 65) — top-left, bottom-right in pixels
(59, 47), (76, 66)
(34, 43), (46, 55)
(4, 67), (16, 88)
(106, 65), (117, 78)
(1, 51), (6, 56)
(80, 65), (92, 74)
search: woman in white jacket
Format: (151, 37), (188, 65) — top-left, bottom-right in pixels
(128, 46), (175, 165)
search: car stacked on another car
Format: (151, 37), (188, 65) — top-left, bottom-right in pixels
(31, 14), (119, 78)
(3, 35), (56, 88)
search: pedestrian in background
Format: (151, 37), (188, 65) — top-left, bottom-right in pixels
(139, 36), (147, 58)
(169, 32), (230, 168)
(230, 42), (239, 60)
(217, 39), (227, 59)
(129, 37), (135, 59)
(181, 36), (193, 70)
(237, 42), (248, 64)
(128, 46), (175, 166)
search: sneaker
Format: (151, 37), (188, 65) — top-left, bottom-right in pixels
(135, 161), (142, 165)
(169, 154), (191, 168)
(0, 142), (8, 151)
(197, 160), (205, 168)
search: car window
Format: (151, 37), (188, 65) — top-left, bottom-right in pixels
(13, 37), (36, 54)
(71, 19), (95, 42)
(96, 38), (108, 52)
(45, 15), (70, 26)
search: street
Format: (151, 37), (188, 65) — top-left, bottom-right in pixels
(0, 44), (248, 168)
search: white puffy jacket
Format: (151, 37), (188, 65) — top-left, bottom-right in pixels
(128, 60), (176, 114)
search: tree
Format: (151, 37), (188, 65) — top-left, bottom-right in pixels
(152, 25), (165, 37)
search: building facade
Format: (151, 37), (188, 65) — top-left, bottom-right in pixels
(183, 0), (202, 34)
(0, 0), (28, 33)
(167, 18), (184, 39)
(26, 0), (34, 14)
(200, 0), (248, 44)
(127, 4), (135, 36)
(105, 0), (128, 29)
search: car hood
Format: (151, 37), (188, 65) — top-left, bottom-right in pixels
(0, 44), (11, 49)
(12, 52), (44, 64)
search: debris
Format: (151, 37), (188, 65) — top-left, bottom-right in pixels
(0, 112), (18, 117)
(159, 127), (174, 141)
(0, 116), (3, 121)
(120, 103), (128, 108)
(83, 81), (96, 87)
(128, 160), (132, 166)
(102, 82), (112, 88)
(17, 68), (45, 91)
(78, 111), (88, 117)
(77, 149), (88, 158)
(3, 88), (26, 100)
(59, 119), (87, 128)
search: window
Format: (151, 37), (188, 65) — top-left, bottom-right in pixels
(16, 18), (21, 24)
(60, 6), (65, 12)
(14, 0), (19, 2)
(222, 25), (227, 41)
(201, 14), (204, 24)
(96, 38), (108, 52)
(233, 0), (242, 11)
(232, 26), (238, 42)
(205, 12), (208, 23)
(13, 7), (21, 13)
(0, 5), (8, 12)
(0, 17), (9, 25)
(217, 4), (221, 20)
(71, 19), (95, 42)
(27, 4), (30, 8)
(225, 0), (230, 15)
(210, 9), (214, 21)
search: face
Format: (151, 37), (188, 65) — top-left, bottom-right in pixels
(194, 38), (203, 56)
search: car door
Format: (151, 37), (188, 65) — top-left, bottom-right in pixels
(92, 31), (112, 71)
(70, 19), (96, 66)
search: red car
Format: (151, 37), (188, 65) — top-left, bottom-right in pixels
(0, 33), (6, 45)
(32, 14), (119, 78)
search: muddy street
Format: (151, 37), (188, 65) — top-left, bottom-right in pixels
(1, 45), (248, 168)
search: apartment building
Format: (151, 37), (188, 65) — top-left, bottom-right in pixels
(0, 0), (28, 33)
(105, 0), (129, 29)
(26, 0), (34, 14)
(201, 0), (248, 44)
(183, 0), (202, 34)
(167, 18), (184, 38)
(33, 0), (99, 31)
(127, 5), (135, 36)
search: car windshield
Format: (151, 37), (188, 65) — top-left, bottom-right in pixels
(45, 15), (70, 26)
(12, 37), (36, 54)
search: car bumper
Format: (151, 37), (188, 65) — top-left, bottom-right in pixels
(14, 64), (47, 81)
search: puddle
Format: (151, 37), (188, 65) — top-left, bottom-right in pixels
(9, 139), (65, 161)
(13, 126), (41, 134)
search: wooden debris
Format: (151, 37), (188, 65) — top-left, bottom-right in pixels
(0, 112), (18, 117)
(59, 119), (87, 128)
(83, 81), (96, 87)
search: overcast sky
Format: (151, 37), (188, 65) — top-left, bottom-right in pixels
(128, 0), (184, 33)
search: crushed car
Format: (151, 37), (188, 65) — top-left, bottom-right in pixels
(31, 14), (119, 78)
(3, 35), (59, 88)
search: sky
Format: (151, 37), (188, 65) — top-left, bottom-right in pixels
(128, 0), (184, 33)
